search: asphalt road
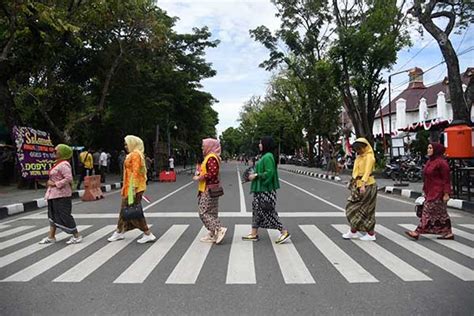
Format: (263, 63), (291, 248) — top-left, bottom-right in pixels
(0, 162), (473, 315)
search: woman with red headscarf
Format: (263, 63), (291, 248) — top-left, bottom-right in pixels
(405, 143), (454, 240)
(193, 138), (227, 244)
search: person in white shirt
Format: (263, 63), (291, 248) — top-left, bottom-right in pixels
(99, 150), (108, 183)
(169, 156), (174, 171)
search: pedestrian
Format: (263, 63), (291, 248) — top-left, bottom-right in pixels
(192, 138), (227, 244)
(118, 150), (126, 179)
(39, 144), (82, 244)
(243, 136), (290, 244)
(76, 147), (94, 190)
(169, 155), (174, 171)
(342, 138), (377, 241)
(92, 149), (100, 175)
(405, 143), (454, 240)
(107, 135), (156, 244)
(99, 149), (107, 183)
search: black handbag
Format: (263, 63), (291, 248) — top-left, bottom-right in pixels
(207, 183), (224, 198)
(121, 203), (144, 220)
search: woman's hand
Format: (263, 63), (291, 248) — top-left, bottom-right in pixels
(443, 193), (450, 202)
(359, 184), (366, 194)
(47, 180), (55, 187)
(192, 175), (200, 181)
(248, 173), (258, 181)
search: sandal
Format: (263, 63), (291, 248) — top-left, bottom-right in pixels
(404, 231), (419, 240)
(437, 234), (454, 240)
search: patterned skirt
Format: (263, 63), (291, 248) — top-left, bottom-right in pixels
(415, 199), (452, 235)
(198, 191), (221, 232)
(345, 184), (377, 232)
(252, 191), (283, 231)
(117, 195), (149, 232)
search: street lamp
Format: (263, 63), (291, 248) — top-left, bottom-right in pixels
(167, 122), (177, 158)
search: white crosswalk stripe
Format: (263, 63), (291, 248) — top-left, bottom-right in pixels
(114, 225), (188, 284)
(226, 225), (256, 284)
(332, 225), (431, 281)
(0, 226), (35, 238)
(166, 226), (213, 284)
(459, 224), (474, 230)
(300, 225), (378, 283)
(399, 224), (474, 259)
(0, 225), (91, 268)
(452, 228), (474, 242)
(376, 225), (474, 281)
(53, 228), (145, 283)
(0, 223), (472, 284)
(267, 229), (315, 284)
(0, 224), (11, 230)
(1, 226), (115, 282)
(0, 226), (50, 251)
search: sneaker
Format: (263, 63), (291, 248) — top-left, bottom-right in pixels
(137, 232), (156, 244)
(359, 233), (376, 241)
(39, 237), (56, 244)
(200, 233), (216, 243)
(107, 231), (124, 242)
(242, 234), (259, 241)
(215, 227), (227, 245)
(66, 236), (83, 245)
(342, 231), (363, 239)
(275, 231), (291, 244)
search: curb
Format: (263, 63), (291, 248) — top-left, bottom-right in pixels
(280, 166), (474, 214)
(0, 182), (123, 220)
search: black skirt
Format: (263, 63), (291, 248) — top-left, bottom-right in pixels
(47, 197), (78, 234)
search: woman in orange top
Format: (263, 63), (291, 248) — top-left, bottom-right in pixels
(108, 135), (156, 244)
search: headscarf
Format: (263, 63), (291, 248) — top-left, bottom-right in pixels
(351, 137), (375, 179)
(260, 136), (275, 155)
(429, 142), (445, 161)
(202, 138), (221, 158)
(55, 144), (73, 162)
(124, 135), (147, 174)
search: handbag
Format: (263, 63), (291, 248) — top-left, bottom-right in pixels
(415, 196), (425, 218)
(121, 175), (144, 220)
(207, 183), (224, 198)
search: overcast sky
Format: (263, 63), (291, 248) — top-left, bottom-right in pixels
(158, 0), (473, 136)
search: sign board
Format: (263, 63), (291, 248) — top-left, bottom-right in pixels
(12, 126), (55, 179)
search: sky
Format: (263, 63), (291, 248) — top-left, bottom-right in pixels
(158, 0), (474, 136)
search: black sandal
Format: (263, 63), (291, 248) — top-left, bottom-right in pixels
(404, 231), (419, 240)
(437, 234), (454, 240)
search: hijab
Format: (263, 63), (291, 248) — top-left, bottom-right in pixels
(124, 135), (147, 174)
(202, 138), (221, 158)
(429, 142), (445, 161)
(55, 144), (73, 162)
(260, 136), (275, 155)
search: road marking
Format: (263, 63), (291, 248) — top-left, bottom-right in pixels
(114, 225), (188, 284)
(0, 224), (10, 230)
(2, 226), (115, 282)
(0, 227), (50, 251)
(459, 224), (474, 230)
(280, 179), (345, 212)
(143, 182), (194, 211)
(300, 225), (378, 283)
(399, 224), (474, 259)
(0, 226), (34, 238)
(267, 229), (315, 284)
(0, 226), (91, 268)
(226, 225), (256, 284)
(452, 228), (474, 242)
(376, 225), (474, 281)
(237, 166), (247, 214)
(332, 225), (432, 281)
(166, 226), (213, 284)
(53, 229), (144, 282)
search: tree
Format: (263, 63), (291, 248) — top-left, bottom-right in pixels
(410, 0), (473, 124)
(331, 0), (411, 144)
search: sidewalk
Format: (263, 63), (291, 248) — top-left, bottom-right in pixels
(278, 164), (474, 214)
(0, 166), (193, 219)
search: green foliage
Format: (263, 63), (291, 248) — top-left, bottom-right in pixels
(0, 0), (219, 155)
(411, 130), (430, 156)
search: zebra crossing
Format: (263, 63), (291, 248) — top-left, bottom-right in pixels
(0, 223), (473, 284)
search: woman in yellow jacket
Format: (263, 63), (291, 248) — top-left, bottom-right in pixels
(108, 135), (156, 244)
(343, 138), (377, 241)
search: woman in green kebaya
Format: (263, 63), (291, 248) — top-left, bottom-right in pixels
(243, 136), (290, 244)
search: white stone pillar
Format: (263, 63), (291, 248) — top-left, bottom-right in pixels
(437, 91), (448, 120)
(419, 97), (428, 122)
(396, 98), (406, 130)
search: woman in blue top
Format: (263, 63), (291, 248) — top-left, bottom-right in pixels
(243, 136), (290, 244)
